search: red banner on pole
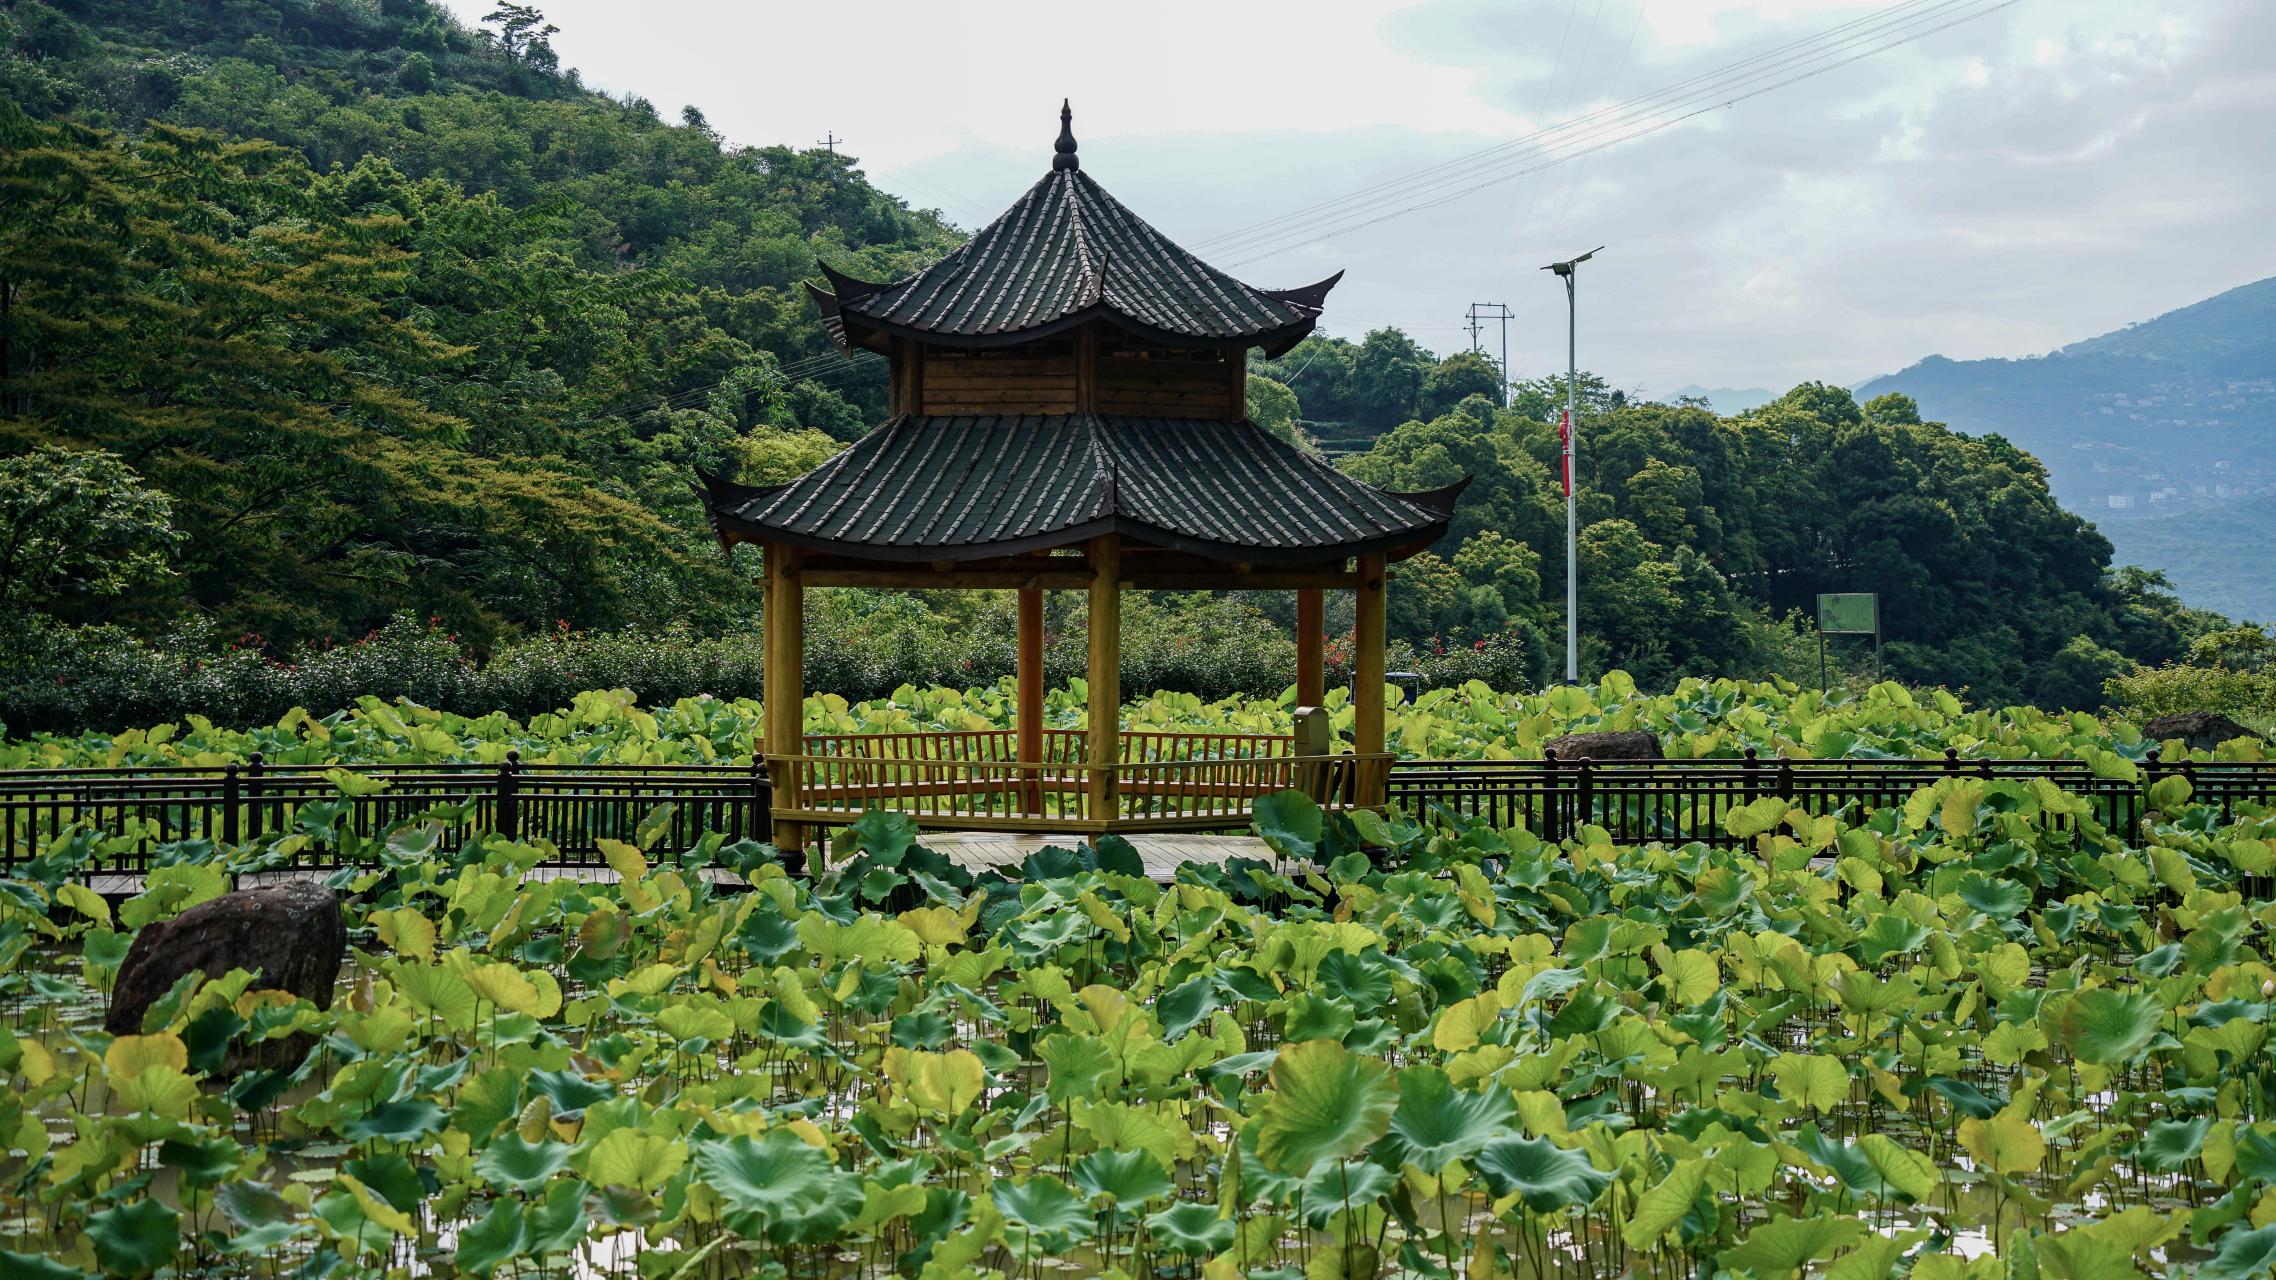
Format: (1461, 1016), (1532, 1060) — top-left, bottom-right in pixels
(1558, 409), (1573, 497)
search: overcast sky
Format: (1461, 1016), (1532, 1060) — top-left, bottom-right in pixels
(441, 0), (2276, 397)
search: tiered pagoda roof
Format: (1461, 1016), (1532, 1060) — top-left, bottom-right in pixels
(701, 103), (1462, 564)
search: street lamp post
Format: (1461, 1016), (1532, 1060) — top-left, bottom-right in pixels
(1542, 247), (1602, 686)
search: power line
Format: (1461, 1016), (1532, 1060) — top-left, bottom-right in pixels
(1191, 0), (2020, 268)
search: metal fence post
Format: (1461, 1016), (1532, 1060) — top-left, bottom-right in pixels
(1943, 747), (1960, 776)
(497, 750), (520, 841)
(246, 752), (265, 839)
(1741, 747), (1759, 800)
(222, 763), (240, 846)
(1777, 759), (1794, 801)
(1541, 748), (1562, 843)
(1575, 759), (1594, 838)
(750, 757), (770, 842)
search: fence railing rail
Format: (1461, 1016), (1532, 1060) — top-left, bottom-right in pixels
(3, 746), (2269, 879)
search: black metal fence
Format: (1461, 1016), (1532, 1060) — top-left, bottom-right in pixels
(1389, 747), (2276, 850)
(4, 748), (2271, 880)
(0, 753), (770, 877)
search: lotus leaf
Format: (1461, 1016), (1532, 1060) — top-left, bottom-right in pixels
(1474, 1134), (1612, 1214)
(1255, 1039), (1398, 1174)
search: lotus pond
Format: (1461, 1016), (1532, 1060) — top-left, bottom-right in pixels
(2, 764), (2276, 1280)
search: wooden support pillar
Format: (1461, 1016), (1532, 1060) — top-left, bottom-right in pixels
(1086, 534), (1121, 821)
(763, 542), (805, 853)
(1017, 587), (1044, 814)
(1296, 588), (1324, 707)
(1227, 346), (1248, 419)
(1354, 552), (1386, 805)
(1075, 322), (1098, 413)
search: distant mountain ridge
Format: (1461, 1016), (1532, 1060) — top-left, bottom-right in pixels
(2059, 276), (2276, 372)
(1665, 384), (1776, 415)
(1856, 274), (2276, 622)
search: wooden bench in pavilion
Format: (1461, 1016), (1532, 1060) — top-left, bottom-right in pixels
(697, 104), (1462, 855)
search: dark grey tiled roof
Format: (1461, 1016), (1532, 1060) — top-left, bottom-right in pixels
(700, 416), (1456, 563)
(823, 172), (1335, 351)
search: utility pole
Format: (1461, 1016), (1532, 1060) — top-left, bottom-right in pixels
(1464, 303), (1514, 407)
(1541, 247), (1602, 685)
(817, 132), (841, 156)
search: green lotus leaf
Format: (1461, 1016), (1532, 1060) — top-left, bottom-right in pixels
(695, 1129), (859, 1245)
(1721, 1212), (1865, 1274)
(1253, 790), (1323, 861)
(523, 1178), (592, 1258)
(1255, 1039), (1398, 1174)
(2200, 1223), (2276, 1280)
(1037, 1032), (1118, 1105)
(86, 1198), (180, 1279)
(344, 1097), (445, 1145)
(1155, 973), (1220, 1041)
(1921, 1076), (1999, 1120)
(1284, 993), (1359, 1044)
(1147, 1201), (1236, 1257)
(1381, 1064), (1517, 1174)
(2236, 1130), (2276, 1184)
(580, 1125), (688, 1194)
(1621, 1158), (1709, 1249)
(736, 909), (803, 965)
(1515, 966), (1585, 1008)
(339, 1153), (424, 1216)
(475, 1134), (574, 1194)
(1299, 1159), (1397, 1228)
(2136, 1116), (2214, 1173)
(1315, 951), (1395, 1009)
(586, 1182), (661, 1227)
(0, 1251), (94, 1280)
(1956, 873), (2031, 919)
(526, 1068), (614, 1114)
(158, 1135), (243, 1189)
(1072, 1148), (1174, 1206)
(995, 1174), (1096, 1258)
(890, 1011), (957, 1051)
(1474, 1135), (1612, 1214)
(452, 1068), (523, 1141)
(1854, 913), (1933, 964)
(453, 1198), (528, 1279)
(2060, 988), (2166, 1064)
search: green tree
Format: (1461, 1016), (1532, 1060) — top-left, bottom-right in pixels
(0, 446), (177, 622)
(1422, 350), (1503, 417)
(1246, 374), (1307, 450)
(1348, 327), (1434, 433)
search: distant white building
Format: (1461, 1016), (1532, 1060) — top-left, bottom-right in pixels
(2108, 494), (2134, 509)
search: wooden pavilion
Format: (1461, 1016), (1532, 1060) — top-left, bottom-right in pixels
(698, 104), (1462, 854)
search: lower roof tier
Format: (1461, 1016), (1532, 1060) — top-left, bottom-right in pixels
(697, 414), (1462, 564)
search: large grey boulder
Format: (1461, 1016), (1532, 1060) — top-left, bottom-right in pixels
(107, 881), (345, 1041)
(1544, 730), (1664, 761)
(2139, 711), (2262, 755)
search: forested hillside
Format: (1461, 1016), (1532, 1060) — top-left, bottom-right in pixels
(0, 0), (2238, 723)
(1342, 383), (2229, 707)
(0, 0), (954, 650)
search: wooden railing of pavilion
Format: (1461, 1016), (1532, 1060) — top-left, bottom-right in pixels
(770, 729), (1390, 835)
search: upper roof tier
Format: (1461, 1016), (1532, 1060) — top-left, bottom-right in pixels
(809, 103), (1339, 355)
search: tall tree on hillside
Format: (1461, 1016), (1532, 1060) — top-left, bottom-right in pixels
(0, 106), (720, 648)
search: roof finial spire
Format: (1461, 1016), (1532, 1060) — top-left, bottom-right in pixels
(1052, 99), (1079, 172)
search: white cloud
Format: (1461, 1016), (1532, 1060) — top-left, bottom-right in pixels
(441, 0), (2276, 394)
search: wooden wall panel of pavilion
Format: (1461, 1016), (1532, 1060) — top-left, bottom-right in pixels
(696, 104), (1464, 853)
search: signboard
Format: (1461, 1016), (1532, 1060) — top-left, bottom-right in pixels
(1817, 593), (1878, 636)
